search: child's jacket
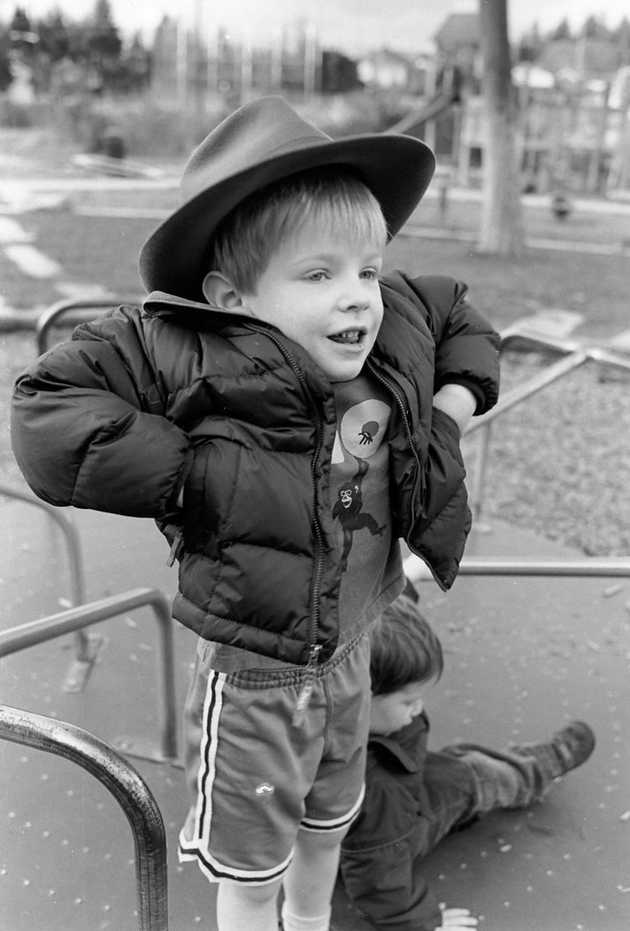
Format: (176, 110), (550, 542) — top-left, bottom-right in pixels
(340, 714), (442, 931)
(11, 272), (499, 665)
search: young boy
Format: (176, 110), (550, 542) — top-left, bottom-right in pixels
(340, 594), (596, 931)
(11, 97), (500, 931)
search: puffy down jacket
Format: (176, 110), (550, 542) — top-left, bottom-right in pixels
(11, 272), (499, 664)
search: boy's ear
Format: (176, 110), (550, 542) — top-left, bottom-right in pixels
(202, 271), (250, 314)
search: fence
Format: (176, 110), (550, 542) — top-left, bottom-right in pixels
(0, 704), (169, 931)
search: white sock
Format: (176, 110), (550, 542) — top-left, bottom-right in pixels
(281, 901), (331, 931)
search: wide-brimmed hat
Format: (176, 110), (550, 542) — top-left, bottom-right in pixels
(139, 96), (435, 300)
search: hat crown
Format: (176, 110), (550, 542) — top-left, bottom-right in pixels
(182, 96), (332, 200)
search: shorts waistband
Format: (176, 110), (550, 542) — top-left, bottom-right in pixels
(226, 632), (367, 689)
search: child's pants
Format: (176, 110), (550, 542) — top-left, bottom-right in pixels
(419, 741), (556, 855)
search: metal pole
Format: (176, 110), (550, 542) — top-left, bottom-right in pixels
(462, 331), (630, 520)
(465, 349), (589, 435)
(35, 297), (140, 355)
(0, 482), (96, 682)
(468, 420), (493, 521)
(0, 704), (168, 931)
(0, 588), (178, 763)
(404, 553), (630, 583)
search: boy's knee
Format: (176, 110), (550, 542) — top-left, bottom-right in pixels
(220, 876), (282, 905)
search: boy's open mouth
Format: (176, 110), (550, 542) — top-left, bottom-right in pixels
(328, 329), (365, 345)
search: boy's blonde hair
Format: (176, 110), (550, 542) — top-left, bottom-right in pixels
(369, 595), (443, 696)
(208, 167), (388, 294)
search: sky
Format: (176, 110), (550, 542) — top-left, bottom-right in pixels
(5, 1), (628, 54)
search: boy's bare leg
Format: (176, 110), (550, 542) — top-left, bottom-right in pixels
(281, 826), (347, 930)
(216, 877), (282, 931)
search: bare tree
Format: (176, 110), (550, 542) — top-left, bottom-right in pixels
(478, 0), (524, 254)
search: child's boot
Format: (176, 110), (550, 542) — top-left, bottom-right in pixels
(510, 720), (595, 781)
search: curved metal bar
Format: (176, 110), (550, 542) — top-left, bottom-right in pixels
(465, 349), (589, 435)
(0, 588), (178, 762)
(36, 297), (140, 355)
(0, 482), (94, 676)
(463, 329), (630, 520)
(0, 482), (86, 604)
(0, 704), (168, 931)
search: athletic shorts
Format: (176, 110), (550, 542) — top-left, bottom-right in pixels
(178, 633), (371, 885)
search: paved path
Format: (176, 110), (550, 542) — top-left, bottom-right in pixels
(2, 490), (629, 930)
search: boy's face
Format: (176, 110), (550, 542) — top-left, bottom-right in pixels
(369, 681), (425, 736)
(239, 222), (384, 382)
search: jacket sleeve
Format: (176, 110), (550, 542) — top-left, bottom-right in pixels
(11, 307), (191, 518)
(340, 779), (442, 931)
(404, 274), (500, 415)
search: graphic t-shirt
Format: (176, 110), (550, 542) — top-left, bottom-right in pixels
(200, 373), (401, 672)
(331, 373), (399, 641)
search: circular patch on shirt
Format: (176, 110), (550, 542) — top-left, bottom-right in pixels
(337, 399), (390, 460)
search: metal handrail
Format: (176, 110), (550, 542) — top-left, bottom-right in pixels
(36, 296), (141, 354)
(464, 329), (630, 520)
(0, 481), (97, 689)
(404, 554), (630, 583)
(1, 482), (85, 604)
(0, 704), (168, 931)
(0, 588), (178, 763)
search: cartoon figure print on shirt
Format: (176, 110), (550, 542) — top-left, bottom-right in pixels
(331, 384), (392, 574)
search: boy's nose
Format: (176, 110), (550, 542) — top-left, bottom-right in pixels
(337, 292), (370, 313)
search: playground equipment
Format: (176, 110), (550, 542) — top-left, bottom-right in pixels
(0, 704), (169, 931)
(0, 587), (179, 765)
(0, 481), (98, 692)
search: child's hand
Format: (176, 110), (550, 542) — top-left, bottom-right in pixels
(433, 384), (477, 436)
(435, 904), (478, 929)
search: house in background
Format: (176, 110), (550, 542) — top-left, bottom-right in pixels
(357, 47), (427, 95)
(433, 10), (630, 194)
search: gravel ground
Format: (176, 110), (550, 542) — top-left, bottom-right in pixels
(2, 333), (629, 558)
(469, 349), (630, 556)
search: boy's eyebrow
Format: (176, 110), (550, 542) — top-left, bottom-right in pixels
(290, 251), (384, 265)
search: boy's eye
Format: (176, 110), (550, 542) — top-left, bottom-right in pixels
(361, 268), (379, 280)
(305, 270), (329, 282)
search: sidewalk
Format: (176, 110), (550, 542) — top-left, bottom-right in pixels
(2, 496), (629, 930)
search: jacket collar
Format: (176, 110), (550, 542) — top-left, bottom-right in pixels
(368, 713), (429, 773)
(143, 290), (220, 315)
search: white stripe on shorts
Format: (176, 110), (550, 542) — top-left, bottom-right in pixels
(179, 668), (294, 884)
(195, 668), (225, 848)
(300, 783), (365, 833)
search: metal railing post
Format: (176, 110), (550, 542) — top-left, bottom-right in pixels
(0, 704), (168, 931)
(36, 297), (141, 355)
(404, 553), (630, 584)
(463, 331), (630, 521)
(0, 482), (100, 690)
(0, 588), (179, 764)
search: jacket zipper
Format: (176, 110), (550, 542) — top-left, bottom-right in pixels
(243, 323), (327, 685)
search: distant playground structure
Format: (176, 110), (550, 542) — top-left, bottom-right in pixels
(384, 62), (630, 198)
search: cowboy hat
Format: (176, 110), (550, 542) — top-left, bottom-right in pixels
(139, 95), (435, 301)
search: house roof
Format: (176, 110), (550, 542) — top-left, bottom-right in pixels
(434, 12), (480, 50)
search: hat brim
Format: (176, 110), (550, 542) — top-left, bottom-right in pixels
(139, 133), (435, 301)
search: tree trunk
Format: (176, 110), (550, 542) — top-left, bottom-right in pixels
(478, 0), (524, 254)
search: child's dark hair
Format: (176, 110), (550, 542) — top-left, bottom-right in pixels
(369, 594), (443, 696)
